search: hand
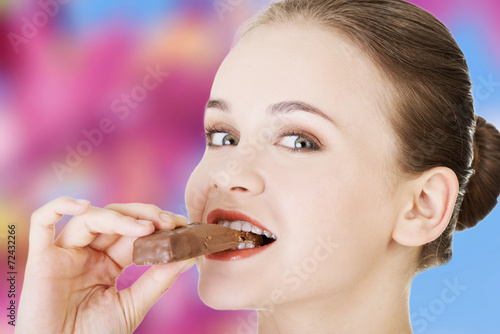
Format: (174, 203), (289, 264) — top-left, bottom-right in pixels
(16, 197), (195, 334)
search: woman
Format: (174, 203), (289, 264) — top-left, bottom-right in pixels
(17, 0), (500, 333)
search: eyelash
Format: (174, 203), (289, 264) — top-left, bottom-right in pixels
(279, 130), (322, 152)
(204, 125), (234, 148)
(204, 125), (323, 152)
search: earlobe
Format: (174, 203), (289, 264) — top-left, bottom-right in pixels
(392, 167), (459, 247)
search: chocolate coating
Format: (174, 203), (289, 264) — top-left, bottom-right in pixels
(133, 223), (263, 265)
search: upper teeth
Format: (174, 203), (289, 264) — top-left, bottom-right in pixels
(217, 220), (276, 239)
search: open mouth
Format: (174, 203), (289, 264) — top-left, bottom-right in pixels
(216, 219), (277, 249)
(207, 209), (277, 258)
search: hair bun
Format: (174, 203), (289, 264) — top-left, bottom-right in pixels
(457, 116), (500, 231)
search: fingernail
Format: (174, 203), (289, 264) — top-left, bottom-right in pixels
(75, 199), (90, 206)
(136, 219), (152, 226)
(160, 212), (176, 224)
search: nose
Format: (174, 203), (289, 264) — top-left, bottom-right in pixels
(209, 157), (265, 196)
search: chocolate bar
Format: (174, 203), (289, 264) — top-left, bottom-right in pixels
(133, 222), (263, 265)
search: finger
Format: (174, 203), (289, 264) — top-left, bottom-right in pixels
(162, 211), (189, 227)
(88, 207), (186, 252)
(29, 197), (90, 253)
(55, 207), (154, 248)
(90, 213), (188, 267)
(96, 235), (136, 269)
(122, 258), (196, 322)
(87, 234), (120, 252)
(105, 203), (188, 229)
(88, 204), (167, 251)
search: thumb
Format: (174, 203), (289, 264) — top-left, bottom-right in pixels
(124, 258), (196, 322)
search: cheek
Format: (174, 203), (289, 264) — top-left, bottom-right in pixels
(324, 158), (394, 244)
(269, 156), (394, 294)
(322, 164), (395, 277)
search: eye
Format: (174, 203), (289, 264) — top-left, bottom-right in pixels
(212, 133), (239, 146)
(280, 135), (314, 149)
(277, 131), (321, 152)
(205, 126), (239, 147)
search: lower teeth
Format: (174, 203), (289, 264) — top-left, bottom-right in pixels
(237, 242), (255, 249)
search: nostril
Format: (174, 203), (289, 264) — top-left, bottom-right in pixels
(209, 172), (264, 195)
(230, 186), (248, 192)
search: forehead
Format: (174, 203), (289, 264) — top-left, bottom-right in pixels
(210, 23), (391, 128)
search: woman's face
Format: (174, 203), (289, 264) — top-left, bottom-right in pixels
(185, 24), (401, 310)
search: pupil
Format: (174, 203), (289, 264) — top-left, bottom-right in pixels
(295, 137), (311, 148)
(224, 134), (236, 145)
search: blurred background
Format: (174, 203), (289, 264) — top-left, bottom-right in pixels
(0, 0), (498, 333)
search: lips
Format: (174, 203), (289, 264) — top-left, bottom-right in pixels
(207, 209), (270, 231)
(205, 209), (277, 261)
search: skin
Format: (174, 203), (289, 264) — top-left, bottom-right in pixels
(185, 23), (457, 333)
(18, 22), (459, 334)
(16, 197), (195, 333)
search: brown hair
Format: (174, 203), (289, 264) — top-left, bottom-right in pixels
(242, 0), (500, 270)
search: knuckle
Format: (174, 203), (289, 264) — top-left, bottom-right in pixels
(30, 197), (61, 222)
(30, 208), (42, 223)
(30, 197), (68, 224)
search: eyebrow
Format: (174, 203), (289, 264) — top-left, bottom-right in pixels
(205, 98), (336, 125)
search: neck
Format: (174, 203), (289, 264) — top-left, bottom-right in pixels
(258, 247), (415, 334)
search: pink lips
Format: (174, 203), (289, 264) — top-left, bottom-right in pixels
(205, 209), (275, 261)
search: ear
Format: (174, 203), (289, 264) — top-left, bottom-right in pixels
(392, 167), (459, 247)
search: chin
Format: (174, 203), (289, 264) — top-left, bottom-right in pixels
(198, 275), (251, 310)
(196, 262), (266, 310)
